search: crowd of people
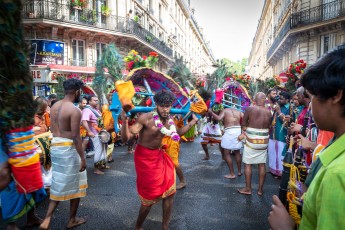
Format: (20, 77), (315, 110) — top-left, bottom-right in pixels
(1, 47), (345, 230)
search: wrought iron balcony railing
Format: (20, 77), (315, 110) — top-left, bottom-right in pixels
(22, 0), (173, 58)
(291, 0), (345, 28)
(266, 18), (291, 59)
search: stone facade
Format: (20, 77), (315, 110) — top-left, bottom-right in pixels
(23, 0), (215, 83)
(248, 0), (345, 80)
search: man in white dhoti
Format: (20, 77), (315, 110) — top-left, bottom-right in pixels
(200, 104), (224, 160)
(238, 92), (272, 196)
(39, 78), (87, 230)
(209, 107), (244, 179)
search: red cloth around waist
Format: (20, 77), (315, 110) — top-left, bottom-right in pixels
(134, 144), (176, 205)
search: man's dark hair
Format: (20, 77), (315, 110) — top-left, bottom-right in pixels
(267, 88), (276, 96)
(301, 48), (345, 116)
(280, 91), (291, 101)
(85, 94), (97, 103)
(153, 91), (175, 107)
(198, 88), (212, 102)
(63, 78), (84, 94)
(48, 94), (57, 100)
(50, 99), (58, 107)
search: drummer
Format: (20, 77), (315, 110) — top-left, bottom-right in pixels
(82, 95), (108, 175)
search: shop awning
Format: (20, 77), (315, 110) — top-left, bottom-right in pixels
(48, 64), (99, 74)
(31, 64), (127, 84)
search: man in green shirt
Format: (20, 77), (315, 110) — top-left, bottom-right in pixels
(268, 48), (345, 229)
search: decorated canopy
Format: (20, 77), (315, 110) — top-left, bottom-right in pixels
(125, 67), (189, 109)
(222, 79), (252, 111)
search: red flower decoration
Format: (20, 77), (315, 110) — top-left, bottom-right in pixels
(127, 61), (134, 70)
(149, 51), (158, 57)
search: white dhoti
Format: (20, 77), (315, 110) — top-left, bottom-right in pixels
(200, 123), (222, 144)
(91, 136), (107, 167)
(221, 126), (243, 150)
(268, 139), (285, 176)
(242, 128), (269, 164)
(50, 137), (88, 201)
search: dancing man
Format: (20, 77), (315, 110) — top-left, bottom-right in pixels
(121, 90), (197, 230)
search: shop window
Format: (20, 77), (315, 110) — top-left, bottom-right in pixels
(72, 39), (85, 66)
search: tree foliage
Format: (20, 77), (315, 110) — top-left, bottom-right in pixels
(93, 43), (123, 105)
(167, 57), (195, 89)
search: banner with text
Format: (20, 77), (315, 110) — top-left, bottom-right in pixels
(30, 40), (64, 65)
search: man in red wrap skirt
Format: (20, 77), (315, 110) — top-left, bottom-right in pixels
(121, 90), (198, 230)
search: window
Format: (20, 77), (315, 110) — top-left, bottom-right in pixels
(149, 24), (154, 34)
(159, 4), (162, 23)
(159, 32), (163, 41)
(149, 0), (154, 13)
(72, 39), (85, 66)
(96, 43), (107, 61)
(320, 34), (335, 56)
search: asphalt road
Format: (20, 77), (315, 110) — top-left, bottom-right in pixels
(0, 137), (281, 230)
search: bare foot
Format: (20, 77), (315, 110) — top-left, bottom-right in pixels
(224, 174), (236, 179)
(94, 169), (105, 175)
(101, 165), (110, 169)
(67, 217), (87, 229)
(257, 191), (263, 196)
(39, 218), (51, 230)
(237, 188), (252, 195)
(176, 182), (186, 190)
(238, 172), (242, 176)
(202, 157), (210, 160)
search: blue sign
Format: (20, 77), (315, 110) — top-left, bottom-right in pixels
(30, 40), (64, 65)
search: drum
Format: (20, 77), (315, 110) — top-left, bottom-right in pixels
(34, 132), (52, 170)
(98, 130), (111, 144)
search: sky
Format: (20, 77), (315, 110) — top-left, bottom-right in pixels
(190, 0), (265, 62)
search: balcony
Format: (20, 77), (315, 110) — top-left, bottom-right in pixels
(267, 0), (345, 61)
(22, 0), (173, 58)
(291, 0), (345, 28)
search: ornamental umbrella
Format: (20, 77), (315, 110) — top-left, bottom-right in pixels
(125, 67), (189, 109)
(222, 79), (252, 111)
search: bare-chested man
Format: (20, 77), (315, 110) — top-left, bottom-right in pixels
(238, 92), (272, 196)
(39, 78), (87, 230)
(208, 107), (244, 179)
(121, 90), (198, 230)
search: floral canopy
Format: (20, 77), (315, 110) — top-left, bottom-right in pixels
(222, 79), (252, 110)
(124, 67), (189, 109)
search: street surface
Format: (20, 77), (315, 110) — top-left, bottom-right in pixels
(1, 137), (280, 229)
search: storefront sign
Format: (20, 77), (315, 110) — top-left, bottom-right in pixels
(31, 69), (48, 83)
(30, 40), (64, 65)
(49, 71), (94, 84)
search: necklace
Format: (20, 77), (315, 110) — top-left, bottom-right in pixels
(152, 110), (180, 142)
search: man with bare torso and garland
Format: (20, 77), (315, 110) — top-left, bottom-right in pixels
(121, 90), (198, 230)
